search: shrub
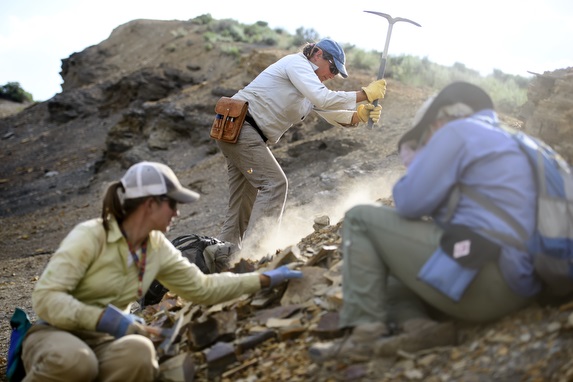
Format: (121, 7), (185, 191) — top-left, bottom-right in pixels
(292, 27), (320, 47)
(387, 54), (528, 114)
(347, 48), (378, 71)
(192, 14), (213, 25)
(0, 82), (33, 103)
(221, 45), (241, 58)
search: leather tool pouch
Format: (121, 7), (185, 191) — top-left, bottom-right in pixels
(440, 224), (501, 269)
(210, 97), (248, 143)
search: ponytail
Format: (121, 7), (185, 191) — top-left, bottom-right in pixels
(101, 181), (125, 232)
(302, 43), (318, 60)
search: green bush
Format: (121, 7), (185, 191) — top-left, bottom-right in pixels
(385, 54), (529, 114)
(348, 50), (379, 71)
(221, 45), (241, 58)
(203, 31), (218, 44)
(192, 14), (213, 25)
(0, 82), (33, 103)
(244, 22), (279, 46)
(292, 27), (320, 47)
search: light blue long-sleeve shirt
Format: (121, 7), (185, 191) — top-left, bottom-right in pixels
(393, 109), (541, 297)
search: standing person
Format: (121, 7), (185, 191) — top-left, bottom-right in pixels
(309, 82), (541, 362)
(215, 38), (386, 253)
(21, 161), (301, 381)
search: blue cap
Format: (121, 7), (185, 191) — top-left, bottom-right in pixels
(316, 38), (348, 78)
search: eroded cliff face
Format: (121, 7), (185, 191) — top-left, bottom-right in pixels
(521, 67), (573, 162)
(0, 19), (280, 218)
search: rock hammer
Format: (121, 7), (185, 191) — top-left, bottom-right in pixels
(364, 11), (421, 128)
(144, 314), (186, 357)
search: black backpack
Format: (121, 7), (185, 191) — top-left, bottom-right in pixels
(142, 234), (234, 306)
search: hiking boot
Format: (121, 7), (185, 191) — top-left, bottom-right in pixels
(308, 319), (457, 363)
(308, 322), (389, 363)
(374, 319), (457, 357)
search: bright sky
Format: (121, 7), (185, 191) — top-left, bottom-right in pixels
(1, 0), (572, 101)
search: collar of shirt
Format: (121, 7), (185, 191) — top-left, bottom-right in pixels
(107, 218), (123, 244)
(105, 216), (160, 252)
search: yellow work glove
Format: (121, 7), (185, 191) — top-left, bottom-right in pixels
(362, 79), (387, 103)
(357, 103), (383, 123)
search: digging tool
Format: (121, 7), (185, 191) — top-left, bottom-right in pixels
(146, 315), (186, 357)
(364, 10), (421, 128)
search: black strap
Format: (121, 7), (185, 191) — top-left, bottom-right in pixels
(245, 114), (268, 142)
(445, 184), (528, 251)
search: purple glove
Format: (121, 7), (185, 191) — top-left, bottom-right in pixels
(96, 304), (146, 338)
(263, 265), (303, 288)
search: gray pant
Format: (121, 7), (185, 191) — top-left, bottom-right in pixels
(216, 122), (288, 249)
(340, 204), (532, 328)
(22, 324), (158, 382)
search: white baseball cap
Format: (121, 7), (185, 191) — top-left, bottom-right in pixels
(120, 161), (199, 203)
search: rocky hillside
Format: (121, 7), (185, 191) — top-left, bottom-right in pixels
(0, 17), (422, 259)
(521, 67), (573, 163)
(1, 16), (573, 382)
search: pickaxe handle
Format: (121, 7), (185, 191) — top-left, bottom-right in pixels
(364, 11), (421, 128)
(368, 23), (393, 128)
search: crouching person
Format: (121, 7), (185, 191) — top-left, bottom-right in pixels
(309, 82), (541, 362)
(21, 161), (301, 381)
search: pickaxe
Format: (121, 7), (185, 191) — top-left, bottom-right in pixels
(364, 11), (421, 128)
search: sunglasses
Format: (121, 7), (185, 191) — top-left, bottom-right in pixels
(324, 56), (339, 75)
(158, 195), (177, 210)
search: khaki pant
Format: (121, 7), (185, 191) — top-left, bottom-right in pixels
(22, 324), (158, 382)
(216, 122), (287, 250)
(340, 204), (532, 328)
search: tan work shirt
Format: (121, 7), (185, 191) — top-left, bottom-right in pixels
(32, 217), (261, 331)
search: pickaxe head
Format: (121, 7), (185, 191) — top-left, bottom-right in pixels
(364, 11), (422, 28)
(363, 10), (422, 73)
(363, 10), (421, 128)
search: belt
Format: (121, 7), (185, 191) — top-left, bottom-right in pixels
(245, 114), (268, 142)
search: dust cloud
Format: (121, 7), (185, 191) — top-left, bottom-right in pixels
(240, 169), (403, 261)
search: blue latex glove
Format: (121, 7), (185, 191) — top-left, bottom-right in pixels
(96, 304), (147, 338)
(263, 265), (303, 288)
